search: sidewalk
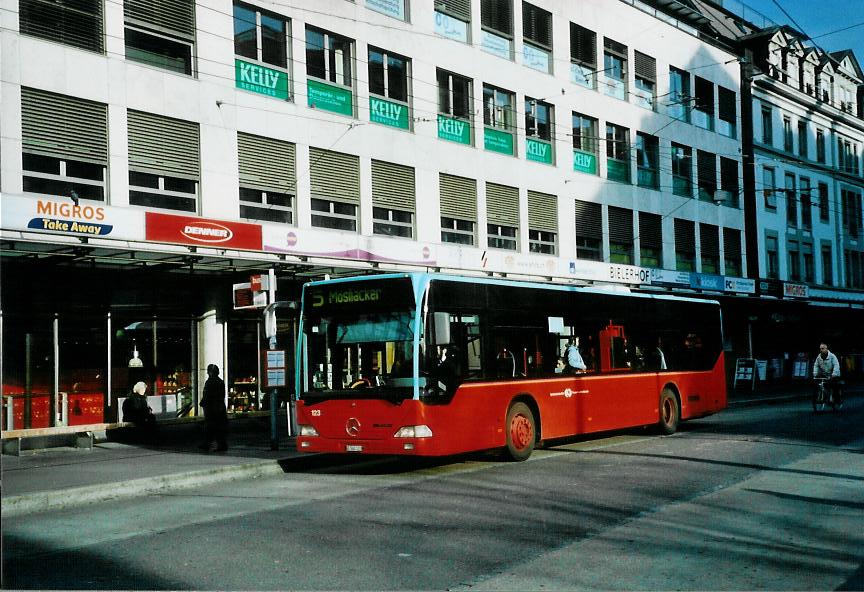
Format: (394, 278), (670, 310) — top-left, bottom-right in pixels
(2, 383), (860, 518)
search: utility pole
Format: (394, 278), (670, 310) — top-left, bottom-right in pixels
(262, 269), (298, 449)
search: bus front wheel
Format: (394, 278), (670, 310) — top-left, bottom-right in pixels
(505, 402), (536, 461)
(658, 388), (680, 435)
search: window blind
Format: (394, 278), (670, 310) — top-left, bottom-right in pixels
(523, 2), (551, 49)
(608, 206), (633, 245)
(480, 0), (512, 36)
(238, 132), (296, 193)
(309, 147), (360, 204)
(527, 190), (557, 233)
(570, 23), (596, 66)
(700, 223), (719, 256)
(674, 219), (695, 253)
(128, 109), (200, 179)
(440, 173), (477, 220)
(639, 212), (662, 249)
(634, 51), (656, 81)
(124, 0), (195, 40)
(486, 182), (519, 226)
(372, 160), (416, 211)
(574, 200), (602, 239)
(21, 87), (107, 163)
(435, 0), (471, 21)
(723, 227), (741, 259)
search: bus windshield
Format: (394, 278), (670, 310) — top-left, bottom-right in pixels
(302, 310), (416, 399)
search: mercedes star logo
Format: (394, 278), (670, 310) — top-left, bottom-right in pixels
(345, 417), (361, 437)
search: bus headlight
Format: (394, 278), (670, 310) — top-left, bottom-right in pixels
(299, 424), (319, 436)
(393, 425), (433, 438)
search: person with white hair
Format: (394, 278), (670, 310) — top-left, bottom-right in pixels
(122, 381), (156, 438)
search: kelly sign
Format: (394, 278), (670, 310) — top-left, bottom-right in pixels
(438, 114), (471, 145)
(370, 96), (409, 129)
(235, 59), (289, 100)
(526, 138), (553, 164)
(145, 212), (262, 251)
(573, 150), (597, 175)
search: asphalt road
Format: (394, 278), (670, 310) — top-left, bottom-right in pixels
(3, 398), (863, 591)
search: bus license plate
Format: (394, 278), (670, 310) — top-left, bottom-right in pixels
(346, 444), (363, 452)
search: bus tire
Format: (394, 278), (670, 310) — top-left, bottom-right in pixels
(658, 388), (680, 435)
(505, 402), (536, 461)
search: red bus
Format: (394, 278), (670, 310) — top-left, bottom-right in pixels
(295, 273), (726, 460)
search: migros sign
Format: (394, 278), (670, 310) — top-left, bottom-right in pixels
(145, 212), (262, 251)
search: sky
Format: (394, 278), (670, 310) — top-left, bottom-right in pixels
(738, 0), (864, 63)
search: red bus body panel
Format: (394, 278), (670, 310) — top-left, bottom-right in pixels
(296, 354), (726, 456)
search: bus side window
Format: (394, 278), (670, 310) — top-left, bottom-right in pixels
(599, 323), (630, 371)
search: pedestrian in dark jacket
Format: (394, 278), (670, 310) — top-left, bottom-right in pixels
(199, 364), (228, 452)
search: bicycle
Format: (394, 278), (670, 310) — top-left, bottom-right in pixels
(813, 377), (844, 413)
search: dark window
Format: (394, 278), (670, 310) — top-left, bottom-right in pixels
(761, 106), (773, 145)
(723, 228), (741, 277)
(674, 219), (695, 272)
(608, 206), (634, 264)
(522, 2), (551, 50)
(818, 182), (830, 222)
(720, 157), (739, 207)
(437, 69), (472, 119)
(369, 47), (409, 102)
(525, 98), (552, 141)
(574, 200), (602, 261)
(481, 0), (513, 37)
(697, 150), (716, 202)
(693, 76), (714, 130)
(305, 26), (352, 86)
(606, 123), (629, 183)
(636, 133), (658, 189)
(125, 27), (193, 75)
(717, 86), (736, 137)
(671, 143), (692, 198)
(20, 0), (103, 53)
(639, 212), (662, 268)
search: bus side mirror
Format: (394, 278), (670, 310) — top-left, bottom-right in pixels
(432, 312), (451, 345)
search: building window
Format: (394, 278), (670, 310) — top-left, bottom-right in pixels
(693, 76), (714, 131)
(441, 217), (475, 245)
(639, 212), (662, 268)
(309, 147), (360, 231)
(371, 160), (415, 238)
(21, 88), (108, 203)
(373, 208), (413, 237)
(785, 173), (797, 228)
(527, 190), (557, 254)
(700, 223), (720, 274)
(798, 120), (808, 158)
(20, 0), (103, 53)
(311, 199), (357, 231)
(847, 250), (864, 289)
(761, 106), (773, 145)
(480, 0), (513, 59)
(306, 25), (353, 90)
(671, 143), (692, 198)
(606, 123), (630, 183)
(125, 0), (195, 76)
(486, 182), (519, 249)
(763, 166), (777, 209)
(237, 132), (295, 224)
(821, 243), (833, 286)
(522, 2), (552, 74)
(674, 219), (696, 272)
(633, 51), (656, 110)
(818, 182), (830, 222)
(636, 132), (659, 189)
(440, 173), (477, 245)
(697, 150), (716, 202)
(366, 0), (407, 20)
(842, 189), (862, 239)
(800, 177), (812, 230)
(788, 239), (800, 281)
(572, 113), (598, 175)
(783, 116), (793, 152)
(838, 137), (860, 175)
(525, 98), (553, 163)
(483, 84), (516, 155)
(766, 233), (779, 279)
(603, 38), (627, 100)
(570, 23), (596, 88)
(816, 129), (826, 163)
(719, 157), (739, 207)
(574, 200), (602, 261)
(487, 224), (518, 250)
(369, 47), (410, 129)
(233, 4), (291, 100)
(668, 67), (690, 122)
(434, 0), (470, 43)
(437, 69), (473, 145)
(717, 86), (736, 138)
(127, 109), (199, 212)
(608, 206), (634, 264)
(723, 227), (742, 277)
(803, 242), (815, 283)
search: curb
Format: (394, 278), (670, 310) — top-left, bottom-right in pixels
(1, 458), (286, 519)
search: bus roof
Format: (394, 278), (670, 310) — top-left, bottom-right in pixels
(302, 272), (720, 307)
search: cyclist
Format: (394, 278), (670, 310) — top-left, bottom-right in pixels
(813, 342), (842, 405)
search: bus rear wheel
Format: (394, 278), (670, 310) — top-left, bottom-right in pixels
(658, 388), (680, 435)
(505, 402), (536, 461)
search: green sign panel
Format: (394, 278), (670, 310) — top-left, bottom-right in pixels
(526, 138), (553, 164)
(437, 115), (471, 145)
(369, 97), (409, 130)
(307, 79), (354, 116)
(235, 59), (289, 100)
(573, 149), (597, 175)
(484, 127), (514, 155)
